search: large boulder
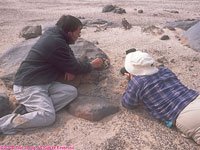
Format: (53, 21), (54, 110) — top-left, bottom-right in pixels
(181, 21), (200, 52)
(0, 37), (39, 88)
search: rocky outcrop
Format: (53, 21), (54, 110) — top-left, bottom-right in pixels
(181, 21), (200, 52)
(162, 19), (199, 31)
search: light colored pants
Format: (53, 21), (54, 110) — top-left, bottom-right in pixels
(0, 82), (77, 134)
(176, 95), (200, 144)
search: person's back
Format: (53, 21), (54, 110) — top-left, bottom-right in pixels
(122, 67), (198, 122)
(121, 50), (200, 144)
(14, 26), (92, 86)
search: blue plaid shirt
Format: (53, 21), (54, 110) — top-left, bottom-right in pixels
(122, 67), (199, 122)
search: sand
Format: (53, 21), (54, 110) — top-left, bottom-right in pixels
(0, 0), (200, 149)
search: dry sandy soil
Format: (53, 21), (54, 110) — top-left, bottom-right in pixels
(0, 0), (200, 149)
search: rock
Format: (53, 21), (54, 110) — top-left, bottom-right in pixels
(181, 21), (200, 52)
(156, 56), (168, 65)
(160, 35), (170, 40)
(82, 19), (108, 25)
(67, 96), (120, 121)
(162, 19), (199, 31)
(0, 37), (39, 87)
(163, 26), (176, 31)
(141, 25), (164, 35)
(170, 59), (175, 63)
(121, 18), (132, 30)
(0, 93), (10, 117)
(137, 9), (143, 13)
(170, 10), (179, 13)
(164, 10), (179, 14)
(102, 5), (126, 14)
(20, 25), (42, 40)
(102, 5), (116, 13)
(113, 8), (126, 14)
(0, 73), (15, 89)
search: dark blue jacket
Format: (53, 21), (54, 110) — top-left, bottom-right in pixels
(14, 26), (92, 86)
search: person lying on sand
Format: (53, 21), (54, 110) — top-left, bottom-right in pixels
(121, 50), (200, 145)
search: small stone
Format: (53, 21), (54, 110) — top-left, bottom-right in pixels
(157, 56), (168, 64)
(113, 8), (126, 14)
(102, 5), (116, 13)
(121, 18), (132, 30)
(160, 35), (170, 40)
(20, 25), (42, 40)
(170, 59), (175, 63)
(138, 9), (143, 13)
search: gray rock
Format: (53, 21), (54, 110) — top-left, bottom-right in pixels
(157, 56), (168, 64)
(81, 19), (108, 26)
(67, 96), (120, 121)
(20, 25), (42, 40)
(102, 5), (126, 14)
(113, 8), (126, 14)
(163, 26), (176, 31)
(102, 5), (116, 13)
(137, 9), (143, 13)
(164, 10), (179, 14)
(181, 21), (200, 52)
(160, 35), (170, 40)
(141, 25), (164, 35)
(162, 19), (199, 31)
(0, 93), (10, 117)
(0, 37), (39, 78)
(121, 18), (132, 30)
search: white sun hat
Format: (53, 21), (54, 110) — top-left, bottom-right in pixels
(124, 51), (158, 76)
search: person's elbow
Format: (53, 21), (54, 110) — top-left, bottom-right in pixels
(121, 98), (136, 109)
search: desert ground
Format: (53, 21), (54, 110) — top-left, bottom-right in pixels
(0, 0), (200, 149)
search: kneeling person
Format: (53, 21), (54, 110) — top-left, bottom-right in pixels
(0, 15), (103, 134)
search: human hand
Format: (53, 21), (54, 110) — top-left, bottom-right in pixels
(64, 73), (75, 81)
(124, 73), (134, 80)
(91, 58), (103, 69)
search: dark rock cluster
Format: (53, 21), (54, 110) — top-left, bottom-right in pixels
(102, 5), (126, 14)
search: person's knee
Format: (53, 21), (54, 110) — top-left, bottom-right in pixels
(63, 85), (78, 100)
(69, 86), (78, 99)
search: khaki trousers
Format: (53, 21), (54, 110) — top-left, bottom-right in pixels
(0, 82), (77, 134)
(176, 95), (200, 144)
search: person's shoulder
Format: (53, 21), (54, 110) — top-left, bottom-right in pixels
(158, 67), (177, 78)
(158, 67), (172, 72)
